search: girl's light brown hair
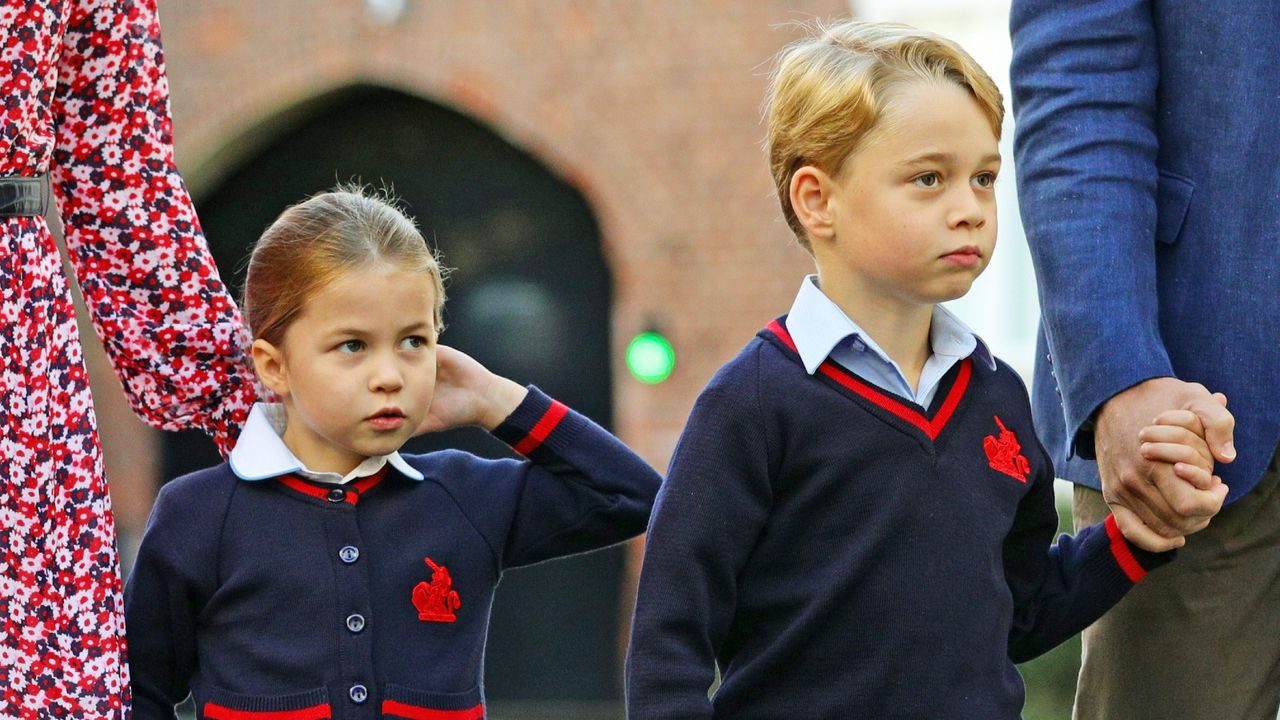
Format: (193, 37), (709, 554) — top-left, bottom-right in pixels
(243, 184), (446, 345)
(766, 20), (1005, 250)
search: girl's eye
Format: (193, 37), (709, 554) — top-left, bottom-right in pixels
(337, 340), (364, 354)
(972, 172), (997, 189)
(912, 172), (941, 189)
(400, 336), (427, 350)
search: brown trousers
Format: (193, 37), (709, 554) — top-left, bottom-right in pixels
(1072, 449), (1280, 720)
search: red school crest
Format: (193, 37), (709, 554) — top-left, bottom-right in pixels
(412, 556), (461, 623)
(983, 415), (1031, 483)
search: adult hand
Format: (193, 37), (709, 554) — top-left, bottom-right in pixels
(1094, 377), (1234, 550)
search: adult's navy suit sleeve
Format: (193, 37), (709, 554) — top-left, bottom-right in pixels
(1011, 0), (1172, 455)
(626, 351), (773, 720)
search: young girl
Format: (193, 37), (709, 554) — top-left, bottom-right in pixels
(124, 187), (662, 720)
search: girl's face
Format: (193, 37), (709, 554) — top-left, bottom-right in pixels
(260, 262), (439, 475)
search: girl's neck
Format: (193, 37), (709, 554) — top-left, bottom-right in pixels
(279, 412), (368, 478)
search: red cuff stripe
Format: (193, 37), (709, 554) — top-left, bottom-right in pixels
(1104, 514), (1147, 583)
(203, 702), (332, 720)
(512, 400), (569, 455)
(381, 700), (485, 720)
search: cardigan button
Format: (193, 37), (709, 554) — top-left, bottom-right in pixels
(346, 613), (366, 633)
(339, 545), (360, 564)
(349, 684), (368, 704)
(326, 488), (346, 503)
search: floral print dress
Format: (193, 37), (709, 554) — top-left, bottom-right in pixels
(1, 1), (256, 716)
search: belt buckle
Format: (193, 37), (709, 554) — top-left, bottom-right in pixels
(0, 175), (49, 217)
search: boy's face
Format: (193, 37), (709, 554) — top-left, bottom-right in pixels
(818, 80), (1000, 308)
(263, 262), (439, 475)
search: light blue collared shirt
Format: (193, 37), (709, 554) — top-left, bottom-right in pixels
(228, 403), (424, 484)
(785, 275), (997, 408)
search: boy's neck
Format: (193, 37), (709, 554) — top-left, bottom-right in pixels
(814, 271), (933, 392)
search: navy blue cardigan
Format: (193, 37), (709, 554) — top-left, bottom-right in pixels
(125, 387), (660, 720)
(625, 320), (1170, 719)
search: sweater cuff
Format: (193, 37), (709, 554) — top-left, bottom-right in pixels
(490, 385), (584, 457)
(1103, 514), (1175, 582)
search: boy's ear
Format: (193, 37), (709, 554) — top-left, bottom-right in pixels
(790, 165), (838, 242)
(251, 338), (290, 397)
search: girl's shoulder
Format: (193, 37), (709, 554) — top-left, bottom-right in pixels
(148, 464), (240, 534)
(396, 449), (524, 485)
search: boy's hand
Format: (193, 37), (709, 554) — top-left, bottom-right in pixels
(1095, 382), (1232, 550)
(1139, 409), (1220, 492)
(417, 345), (528, 435)
(1115, 408), (1229, 552)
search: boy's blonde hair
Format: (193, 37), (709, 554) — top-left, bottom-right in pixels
(243, 184), (447, 345)
(766, 20), (1004, 249)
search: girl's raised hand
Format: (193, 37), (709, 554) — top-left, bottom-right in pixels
(417, 345), (528, 435)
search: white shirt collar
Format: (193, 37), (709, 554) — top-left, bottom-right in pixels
(784, 274), (996, 374)
(229, 403), (424, 483)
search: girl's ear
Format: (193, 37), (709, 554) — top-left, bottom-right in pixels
(790, 165), (838, 243)
(251, 338), (290, 397)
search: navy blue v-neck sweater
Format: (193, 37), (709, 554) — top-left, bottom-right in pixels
(626, 319), (1170, 719)
(125, 387), (661, 720)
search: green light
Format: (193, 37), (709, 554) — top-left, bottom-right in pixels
(626, 331), (675, 384)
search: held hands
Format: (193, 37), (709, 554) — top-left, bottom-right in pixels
(416, 345), (528, 435)
(1098, 378), (1234, 552)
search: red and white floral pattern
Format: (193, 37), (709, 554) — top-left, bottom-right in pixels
(1, 1), (257, 716)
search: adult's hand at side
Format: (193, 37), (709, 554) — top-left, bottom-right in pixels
(1095, 377), (1234, 550)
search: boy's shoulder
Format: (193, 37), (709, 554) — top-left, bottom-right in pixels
(705, 317), (806, 386)
(976, 354), (1034, 402)
(683, 318), (810, 429)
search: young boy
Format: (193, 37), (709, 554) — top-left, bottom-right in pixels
(624, 20), (1226, 719)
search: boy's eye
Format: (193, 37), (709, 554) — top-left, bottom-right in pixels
(972, 172), (997, 189)
(912, 172), (941, 189)
(400, 336), (427, 350)
(337, 340), (364, 353)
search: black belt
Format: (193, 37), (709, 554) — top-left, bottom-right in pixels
(0, 176), (48, 217)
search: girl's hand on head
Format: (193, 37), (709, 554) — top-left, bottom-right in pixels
(416, 345), (528, 435)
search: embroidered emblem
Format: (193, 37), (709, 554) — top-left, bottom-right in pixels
(983, 415), (1031, 483)
(412, 556), (461, 623)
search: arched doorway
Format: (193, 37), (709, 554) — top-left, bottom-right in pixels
(169, 85), (621, 701)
